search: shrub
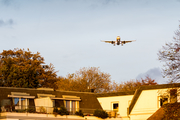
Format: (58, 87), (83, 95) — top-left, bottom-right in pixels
(75, 110), (84, 117)
(14, 109), (26, 113)
(53, 107), (59, 117)
(39, 106), (46, 113)
(93, 109), (108, 119)
(53, 107), (58, 113)
(27, 107), (35, 113)
(12, 105), (15, 112)
(58, 106), (69, 116)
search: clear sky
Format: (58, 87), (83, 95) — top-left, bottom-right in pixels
(0, 0), (180, 84)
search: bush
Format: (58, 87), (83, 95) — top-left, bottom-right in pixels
(93, 109), (108, 119)
(75, 110), (84, 117)
(14, 109), (26, 113)
(53, 107), (58, 113)
(39, 106), (46, 113)
(26, 107), (35, 113)
(58, 106), (69, 116)
(12, 105), (15, 112)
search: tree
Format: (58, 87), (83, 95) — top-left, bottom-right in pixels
(158, 88), (180, 120)
(163, 103), (180, 120)
(56, 67), (112, 93)
(111, 76), (157, 92)
(0, 48), (58, 88)
(39, 63), (59, 90)
(55, 76), (74, 91)
(158, 23), (180, 83)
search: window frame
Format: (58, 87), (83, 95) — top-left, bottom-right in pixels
(111, 101), (119, 112)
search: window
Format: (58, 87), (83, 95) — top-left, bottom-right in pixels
(66, 100), (70, 111)
(160, 98), (168, 107)
(63, 95), (80, 114)
(65, 100), (79, 114)
(112, 102), (119, 112)
(13, 98), (29, 109)
(71, 101), (76, 114)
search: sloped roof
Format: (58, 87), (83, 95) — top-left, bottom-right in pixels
(147, 107), (164, 120)
(128, 83), (180, 114)
(96, 91), (135, 97)
(148, 103), (180, 120)
(0, 87), (102, 110)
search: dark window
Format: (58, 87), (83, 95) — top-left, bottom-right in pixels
(66, 100), (70, 111)
(113, 103), (118, 111)
(160, 98), (168, 107)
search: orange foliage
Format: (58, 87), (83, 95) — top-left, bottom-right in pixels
(56, 67), (112, 93)
(0, 48), (58, 89)
(111, 76), (157, 92)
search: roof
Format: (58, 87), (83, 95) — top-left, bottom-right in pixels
(128, 83), (180, 114)
(147, 107), (164, 120)
(148, 103), (180, 120)
(96, 91), (135, 97)
(0, 87), (102, 110)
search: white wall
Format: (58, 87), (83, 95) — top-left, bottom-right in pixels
(97, 95), (133, 120)
(98, 88), (179, 120)
(130, 89), (165, 120)
(34, 97), (54, 113)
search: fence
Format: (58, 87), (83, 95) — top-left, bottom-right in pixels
(0, 105), (102, 115)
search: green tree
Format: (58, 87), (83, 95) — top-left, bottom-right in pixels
(158, 23), (180, 83)
(57, 67), (112, 93)
(0, 48), (58, 88)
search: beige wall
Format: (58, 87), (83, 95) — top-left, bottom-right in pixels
(34, 97), (54, 113)
(130, 89), (166, 120)
(97, 95), (133, 120)
(97, 89), (172, 120)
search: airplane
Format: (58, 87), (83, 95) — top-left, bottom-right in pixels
(101, 36), (136, 46)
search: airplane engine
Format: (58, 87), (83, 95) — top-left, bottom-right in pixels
(122, 41), (125, 45)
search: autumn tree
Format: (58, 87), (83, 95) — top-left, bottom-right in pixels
(0, 48), (58, 88)
(158, 23), (180, 83)
(162, 103), (180, 120)
(39, 63), (59, 90)
(56, 67), (112, 93)
(56, 76), (72, 91)
(111, 76), (157, 92)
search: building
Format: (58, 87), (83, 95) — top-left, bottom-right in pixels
(96, 91), (134, 119)
(0, 87), (102, 114)
(0, 83), (180, 120)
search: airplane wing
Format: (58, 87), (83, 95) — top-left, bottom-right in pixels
(121, 40), (136, 44)
(101, 40), (115, 44)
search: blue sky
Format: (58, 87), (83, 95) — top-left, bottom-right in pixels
(0, 0), (180, 84)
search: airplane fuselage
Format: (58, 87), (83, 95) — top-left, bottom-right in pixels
(116, 36), (121, 45)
